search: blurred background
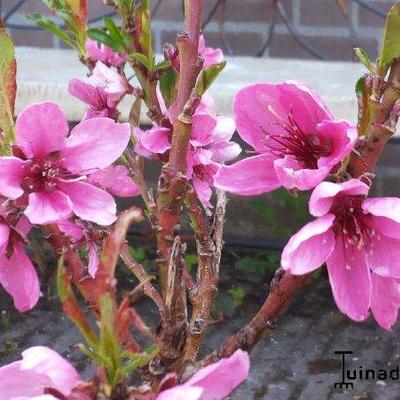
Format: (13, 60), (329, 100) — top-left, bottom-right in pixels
(0, 0), (392, 60)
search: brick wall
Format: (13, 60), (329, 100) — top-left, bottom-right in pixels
(1, 0), (393, 60)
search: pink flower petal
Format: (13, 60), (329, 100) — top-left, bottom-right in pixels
(15, 215), (32, 236)
(0, 222), (10, 253)
(57, 220), (84, 242)
(25, 190), (73, 225)
(211, 141), (241, 163)
(0, 346), (80, 399)
(20, 346), (80, 395)
(140, 126), (171, 154)
(60, 118), (130, 173)
(88, 165), (140, 197)
(214, 154), (280, 196)
(68, 79), (100, 106)
(233, 82), (331, 153)
(193, 175), (213, 209)
(326, 237), (371, 321)
(309, 179), (369, 217)
(273, 156), (330, 191)
(199, 35), (224, 68)
(86, 39), (127, 67)
(371, 273), (400, 330)
(16, 102), (68, 158)
(234, 83), (284, 153)
(0, 157), (29, 199)
(0, 360), (52, 399)
(88, 243), (99, 278)
(372, 216), (400, 239)
(278, 80), (333, 124)
(91, 62), (127, 101)
(0, 244), (40, 312)
(184, 349), (250, 400)
(316, 120), (357, 168)
(58, 181), (116, 226)
(365, 233), (400, 278)
(157, 386), (203, 400)
(362, 197), (400, 223)
(190, 114), (217, 147)
(281, 214), (336, 274)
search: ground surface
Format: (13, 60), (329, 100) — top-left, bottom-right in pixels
(1, 278), (400, 400)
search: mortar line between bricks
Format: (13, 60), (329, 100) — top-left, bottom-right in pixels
(152, 20), (381, 40)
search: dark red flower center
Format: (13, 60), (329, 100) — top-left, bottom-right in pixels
(20, 154), (73, 193)
(331, 196), (374, 248)
(193, 164), (214, 183)
(266, 112), (332, 169)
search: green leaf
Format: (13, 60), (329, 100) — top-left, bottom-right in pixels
(355, 75), (370, 134)
(195, 61), (226, 96)
(355, 76), (365, 94)
(228, 286), (246, 308)
(156, 59), (172, 70)
(87, 28), (118, 51)
(0, 25), (16, 154)
(354, 47), (375, 73)
(103, 17), (125, 50)
(134, 0), (153, 68)
(130, 52), (151, 70)
(378, 4), (400, 70)
(120, 344), (158, 375)
(27, 13), (74, 48)
(159, 69), (178, 107)
(212, 292), (236, 318)
(99, 294), (120, 386)
(56, 254), (68, 301)
(184, 253), (197, 271)
(119, 0), (136, 14)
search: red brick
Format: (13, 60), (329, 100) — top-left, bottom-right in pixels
(160, 29), (180, 47)
(269, 33), (378, 61)
(203, 31), (264, 57)
(87, 0), (111, 20)
(154, 0), (292, 25)
(3, 0), (49, 14)
(10, 28), (54, 47)
(300, 0), (350, 27)
(215, 0), (292, 23)
(358, 1), (392, 28)
(154, 0), (184, 21)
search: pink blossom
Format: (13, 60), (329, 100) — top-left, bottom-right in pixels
(133, 112), (240, 206)
(199, 35), (224, 68)
(214, 82), (356, 195)
(88, 165), (140, 198)
(169, 35), (223, 71)
(0, 101), (131, 226)
(86, 38), (127, 67)
(156, 349), (250, 400)
(282, 179), (400, 329)
(58, 219), (106, 278)
(0, 346), (80, 399)
(69, 61), (128, 120)
(0, 206), (39, 312)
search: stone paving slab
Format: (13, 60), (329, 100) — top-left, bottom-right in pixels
(2, 278), (400, 399)
(15, 47), (364, 125)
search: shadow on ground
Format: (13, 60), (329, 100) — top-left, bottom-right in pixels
(1, 278), (399, 400)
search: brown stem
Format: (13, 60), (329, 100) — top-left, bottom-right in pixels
(120, 243), (164, 315)
(199, 270), (311, 367)
(348, 59), (400, 178)
(153, 0), (205, 366)
(181, 189), (226, 365)
(170, 0), (204, 122)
